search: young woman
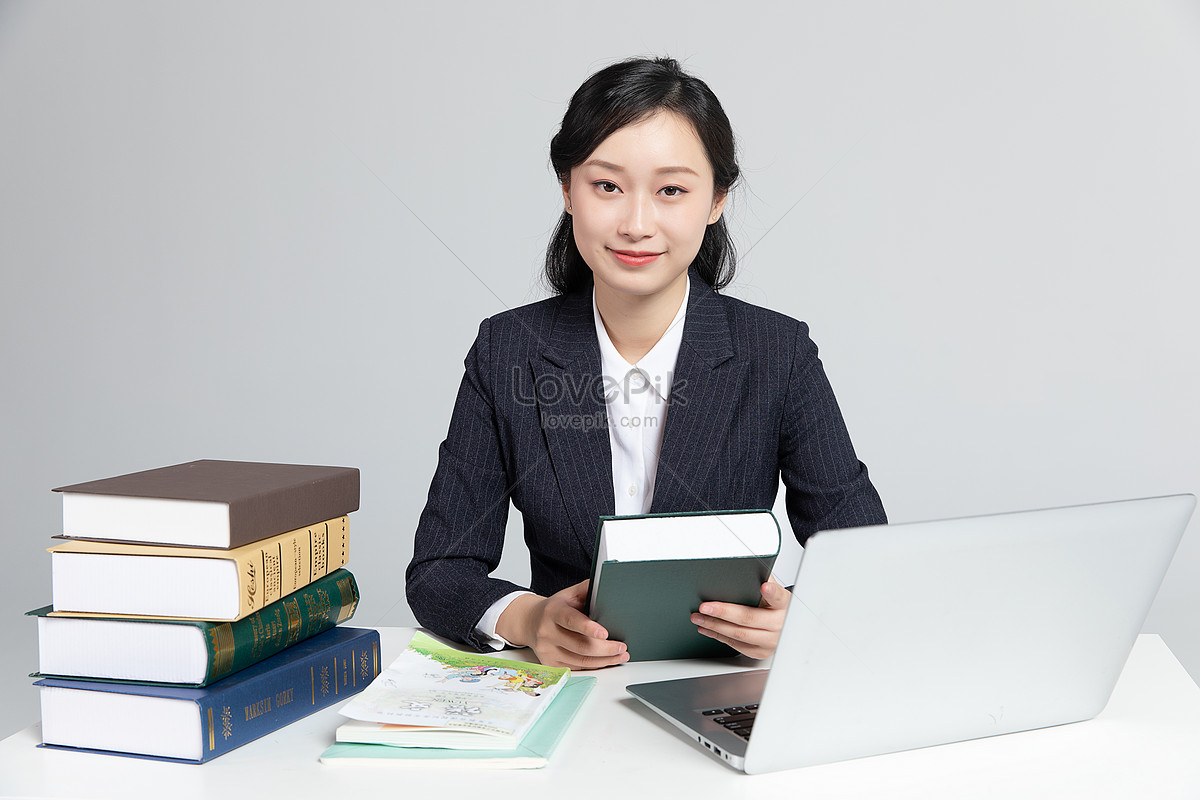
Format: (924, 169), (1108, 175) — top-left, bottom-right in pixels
(407, 57), (886, 669)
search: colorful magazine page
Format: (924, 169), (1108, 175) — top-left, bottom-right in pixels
(337, 632), (570, 749)
(322, 676), (595, 768)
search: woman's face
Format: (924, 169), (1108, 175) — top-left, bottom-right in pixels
(563, 111), (726, 303)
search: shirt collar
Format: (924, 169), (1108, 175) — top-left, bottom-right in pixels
(592, 275), (689, 402)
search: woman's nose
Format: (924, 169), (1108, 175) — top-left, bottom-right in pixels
(618, 193), (655, 240)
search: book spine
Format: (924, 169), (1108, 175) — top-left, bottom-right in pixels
(233, 517), (350, 618)
(228, 467), (360, 547)
(203, 568), (360, 684)
(197, 628), (380, 762)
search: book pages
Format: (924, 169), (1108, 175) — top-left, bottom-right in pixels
(338, 633), (569, 748)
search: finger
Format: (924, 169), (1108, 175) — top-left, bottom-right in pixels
(544, 653), (628, 670)
(556, 647), (630, 671)
(549, 602), (611, 640)
(555, 626), (627, 658)
(692, 612), (776, 648)
(696, 600), (770, 628)
(696, 625), (772, 660)
(759, 580), (792, 610)
(538, 631), (628, 668)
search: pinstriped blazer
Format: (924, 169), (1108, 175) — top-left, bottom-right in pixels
(406, 273), (886, 651)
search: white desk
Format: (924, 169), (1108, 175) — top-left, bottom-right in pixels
(2, 630), (1200, 799)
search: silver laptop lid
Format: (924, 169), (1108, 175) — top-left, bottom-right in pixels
(743, 494), (1195, 774)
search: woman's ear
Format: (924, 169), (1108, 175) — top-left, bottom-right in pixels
(708, 191), (728, 225)
(561, 181), (572, 214)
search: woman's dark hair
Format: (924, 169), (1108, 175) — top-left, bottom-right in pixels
(544, 57), (740, 295)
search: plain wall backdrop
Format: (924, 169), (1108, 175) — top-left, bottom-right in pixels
(2, 1), (1198, 740)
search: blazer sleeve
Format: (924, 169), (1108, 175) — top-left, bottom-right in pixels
(406, 318), (527, 651)
(778, 322), (887, 543)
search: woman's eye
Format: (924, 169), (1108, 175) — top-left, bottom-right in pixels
(595, 181), (619, 193)
(660, 186), (687, 197)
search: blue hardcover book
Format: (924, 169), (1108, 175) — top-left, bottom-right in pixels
(35, 626), (380, 763)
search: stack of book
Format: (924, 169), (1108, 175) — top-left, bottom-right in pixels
(28, 459), (381, 764)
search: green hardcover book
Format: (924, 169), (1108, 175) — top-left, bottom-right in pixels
(29, 568), (359, 686)
(319, 676), (596, 769)
(585, 510), (780, 662)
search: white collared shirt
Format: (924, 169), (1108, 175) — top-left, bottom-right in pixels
(593, 278), (687, 515)
(474, 278), (690, 648)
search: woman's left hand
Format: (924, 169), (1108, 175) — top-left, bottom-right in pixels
(690, 578), (791, 660)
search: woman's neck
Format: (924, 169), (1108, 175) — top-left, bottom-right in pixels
(594, 273), (688, 364)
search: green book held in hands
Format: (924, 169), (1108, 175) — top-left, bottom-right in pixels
(585, 509), (781, 661)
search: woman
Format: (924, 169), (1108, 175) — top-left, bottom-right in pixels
(407, 57), (886, 669)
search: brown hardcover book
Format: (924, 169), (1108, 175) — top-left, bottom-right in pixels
(54, 460), (359, 549)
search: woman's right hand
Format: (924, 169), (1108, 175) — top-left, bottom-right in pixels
(496, 579), (629, 669)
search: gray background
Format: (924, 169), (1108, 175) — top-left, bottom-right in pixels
(2, 1), (1198, 740)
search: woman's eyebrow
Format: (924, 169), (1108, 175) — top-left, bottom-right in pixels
(582, 159), (700, 177)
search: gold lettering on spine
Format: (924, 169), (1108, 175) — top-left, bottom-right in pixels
(311, 666), (315, 706)
(246, 610), (267, 659)
(212, 623), (235, 678)
(290, 534), (303, 592)
(245, 697), (271, 721)
(208, 707), (215, 751)
(302, 587), (331, 625)
(312, 524), (328, 578)
(263, 543), (282, 604)
(245, 556), (258, 611)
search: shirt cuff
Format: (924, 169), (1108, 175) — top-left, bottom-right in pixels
(474, 590), (534, 650)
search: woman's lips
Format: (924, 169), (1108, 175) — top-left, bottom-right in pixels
(609, 249), (662, 266)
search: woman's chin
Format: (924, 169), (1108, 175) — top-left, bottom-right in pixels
(590, 264), (687, 301)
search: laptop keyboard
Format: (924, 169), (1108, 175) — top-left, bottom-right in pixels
(700, 704), (759, 739)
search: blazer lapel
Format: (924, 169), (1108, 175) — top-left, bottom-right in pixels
(532, 290), (615, 557)
(650, 276), (748, 513)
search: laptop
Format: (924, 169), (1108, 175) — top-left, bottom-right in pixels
(626, 494), (1196, 774)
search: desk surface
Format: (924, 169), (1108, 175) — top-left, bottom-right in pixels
(3, 630), (1200, 799)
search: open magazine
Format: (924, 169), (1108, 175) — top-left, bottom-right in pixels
(336, 632), (570, 750)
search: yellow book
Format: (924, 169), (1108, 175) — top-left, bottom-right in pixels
(48, 516), (349, 621)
